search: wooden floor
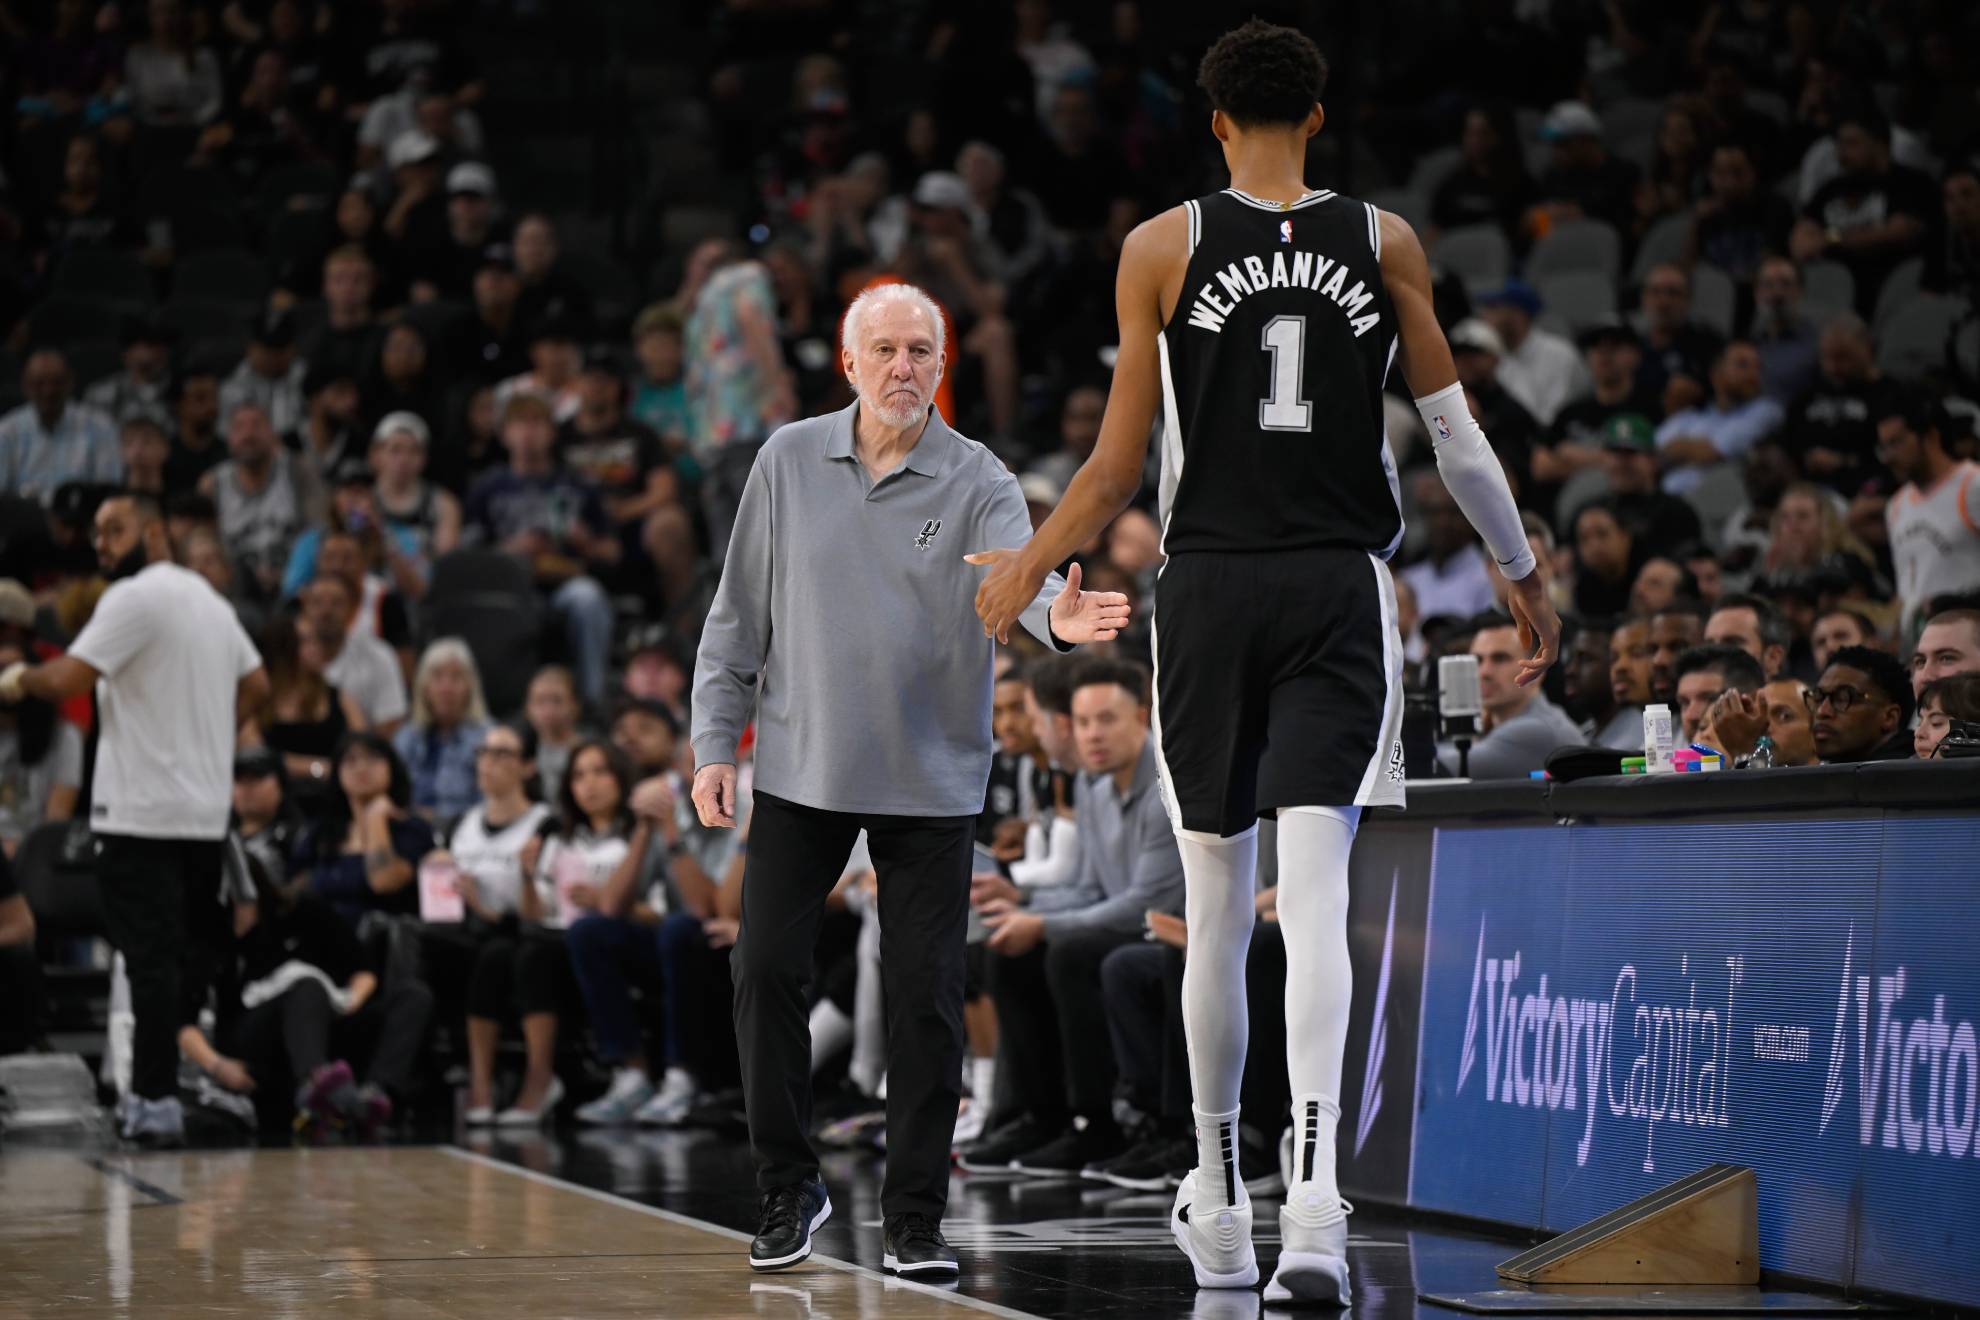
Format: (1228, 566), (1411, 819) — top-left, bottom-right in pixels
(0, 1145), (1026, 1319)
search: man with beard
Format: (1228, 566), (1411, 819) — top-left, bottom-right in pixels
(1806, 646), (1916, 763)
(691, 282), (1127, 1278)
(1700, 676), (1821, 767)
(1606, 615), (1655, 748)
(1648, 605), (1706, 705)
(0, 494), (267, 1146)
(1560, 621), (1622, 744)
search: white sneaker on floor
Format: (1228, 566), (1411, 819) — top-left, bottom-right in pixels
(1265, 1187), (1352, 1306)
(952, 1096), (989, 1147)
(463, 1104), (495, 1126)
(634, 1067), (697, 1127)
(494, 1075), (565, 1127)
(1170, 1169), (1258, 1289)
(576, 1068), (656, 1126)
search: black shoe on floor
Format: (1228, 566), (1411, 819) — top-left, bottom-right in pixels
(749, 1177), (831, 1271)
(1010, 1121), (1125, 1178)
(957, 1113), (1059, 1173)
(1088, 1134), (1195, 1191)
(882, 1212), (959, 1276)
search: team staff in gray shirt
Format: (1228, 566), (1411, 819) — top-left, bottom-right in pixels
(1436, 615), (1585, 778)
(689, 282), (1128, 1278)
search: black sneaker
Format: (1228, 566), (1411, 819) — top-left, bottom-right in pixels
(957, 1113), (1058, 1172)
(1010, 1121), (1125, 1178)
(749, 1177), (832, 1271)
(1088, 1134), (1195, 1191)
(882, 1212), (959, 1276)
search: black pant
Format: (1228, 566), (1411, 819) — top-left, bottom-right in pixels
(732, 791), (973, 1220)
(235, 976), (435, 1100)
(96, 834), (227, 1101)
(986, 923), (1138, 1125)
(1101, 941), (1192, 1124)
(0, 942), (42, 1054)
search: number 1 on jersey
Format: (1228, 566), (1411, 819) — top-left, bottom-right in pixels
(1258, 314), (1312, 432)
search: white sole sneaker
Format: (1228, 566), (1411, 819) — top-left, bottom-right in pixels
(881, 1252), (959, 1276)
(1265, 1199), (1350, 1305)
(1170, 1175), (1259, 1289)
(748, 1196), (832, 1272)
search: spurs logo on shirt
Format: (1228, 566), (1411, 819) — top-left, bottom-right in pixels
(914, 518), (942, 550)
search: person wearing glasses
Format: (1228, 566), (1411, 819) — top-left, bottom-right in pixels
(1807, 646), (1916, 763)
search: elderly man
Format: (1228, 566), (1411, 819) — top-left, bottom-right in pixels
(691, 282), (1126, 1279)
(0, 350), (121, 502)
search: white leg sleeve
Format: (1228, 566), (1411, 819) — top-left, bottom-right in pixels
(1276, 804), (1359, 1196)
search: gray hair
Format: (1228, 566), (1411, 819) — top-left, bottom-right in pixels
(409, 636), (489, 730)
(842, 282), (945, 360)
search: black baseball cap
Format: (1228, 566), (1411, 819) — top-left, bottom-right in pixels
(234, 746), (282, 779)
(1577, 318), (1640, 350)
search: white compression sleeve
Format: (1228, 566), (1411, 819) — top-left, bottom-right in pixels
(1277, 805), (1358, 1201)
(1414, 382), (1538, 581)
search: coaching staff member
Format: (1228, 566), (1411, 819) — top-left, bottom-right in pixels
(692, 282), (1128, 1277)
(0, 493), (266, 1147)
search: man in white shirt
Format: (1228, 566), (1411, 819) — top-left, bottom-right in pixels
(0, 494), (267, 1147)
(302, 574), (408, 737)
(1401, 470), (1497, 620)
(1654, 340), (1783, 495)
(1477, 280), (1590, 427)
(1877, 390), (1980, 638)
(0, 349), (122, 503)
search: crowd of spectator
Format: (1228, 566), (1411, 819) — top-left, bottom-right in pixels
(1, 0), (1977, 1154)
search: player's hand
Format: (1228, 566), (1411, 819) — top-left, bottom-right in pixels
(1145, 910), (1187, 950)
(692, 763), (738, 828)
(1044, 561), (1131, 645)
(965, 548), (1046, 645)
(984, 906), (1044, 956)
(1505, 570), (1560, 688)
(1705, 688), (1767, 758)
(0, 661), (27, 704)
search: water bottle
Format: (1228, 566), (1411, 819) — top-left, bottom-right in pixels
(1749, 734), (1776, 770)
(1642, 703), (1675, 773)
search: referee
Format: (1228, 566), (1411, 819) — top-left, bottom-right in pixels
(0, 493), (266, 1147)
(691, 282), (1127, 1277)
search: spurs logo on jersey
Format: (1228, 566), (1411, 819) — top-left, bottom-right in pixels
(1157, 187), (1403, 558)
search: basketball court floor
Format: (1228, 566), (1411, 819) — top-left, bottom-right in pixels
(0, 1127), (1887, 1318)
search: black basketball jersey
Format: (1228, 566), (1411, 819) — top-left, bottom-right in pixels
(1157, 187), (1403, 557)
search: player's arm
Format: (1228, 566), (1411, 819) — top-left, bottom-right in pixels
(1378, 209), (1558, 686)
(0, 654), (100, 705)
(971, 206), (1183, 643)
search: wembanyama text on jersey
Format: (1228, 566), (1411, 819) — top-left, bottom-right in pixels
(1157, 188), (1403, 560)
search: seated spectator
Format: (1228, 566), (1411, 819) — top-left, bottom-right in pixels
(293, 361), (366, 488)
(407, 162), (503, 301)
(1534, 100), (1638, 233)
(242, 616), (366, 796)
(361, 322), (447, 438)
(1638, 98), (1709, 233)
(494, 314), (585, 427)
(512, 213), (593, 332)
(299, 246), (383, 382)
(85, 318), (177, 436)
(1598, 414), (1704, 551)
(124, 0), (224, 127)
(1630, 556), (1697, 616)
(1782, 315), (1888, 493)
(221, 309), (308, 438)
(1436, 615), (1585, 776)
(120, 418), (171, 495)
(1655, 340), (1783, 495)
(0, 350), (121, 504)
(1757, 481), (1879, 598)
(619, 624), (691, 724)
(628, 305), (691, 450)
(1428, 105), (1533, 239)
(201, 400), (325, 602)
(0, 850), (36, 1054)
(198, 858), (433, 1137)
(1673, 644), (1767, 742)
(1910, 609), (1980, 701)
(370, 411), (462, 572)
(639, 505), (719, 651)
(35, 134), (136, 260)
(1570, 500), (1640, 619)
(1606, 615), (1655, 745)
(281, 460), (425, 607)
(424, 722), (551, 1124)
(1812, 607), (1877, 672)
(956, 140), (1052, 288)
(1026, 384), (1106, 494)
(686, 246), (797, 554)
(1922, 161), (1980, 298)
(1789, 106), (1934, 312)
(1448, 319), (1542, 496)
(0, 636), (82, 858)
(1699, 674), (1822, 767)
(1688, 143), (1794, 287)
(1404, 470), (1498, 621)
(1477, 280), (1588, 428)
(967, 660), (1185, 1177)
(1649, 604), (1707, 706)
(1705, 592), (1791, 678)
(1914, 674), (1980, 759)
(462, 395), (617, 706)
(300, 572), (408, 735)
(1877, 392), (1980, 639)
(232, 745), (301, 882)
(166, 368), (225, 494)
(496, 739), (646, 1125)
(1536, 324), (1659, 493)
(449, 245), (531, 388)
(524, 665), (587, 803)
(1560, 620), (1620, 744)
(393, 638), (493, 822)
(1746, 257), (1822, 404)
(290, 732), (434, 927)
(561, 346), (677, 582)
(1632, 264), (1723, 416)
(1808, 645), (1916, 763)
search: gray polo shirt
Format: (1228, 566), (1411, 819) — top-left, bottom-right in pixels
(691, 403), (1067, 817)
(1029, 739), (1185, 939)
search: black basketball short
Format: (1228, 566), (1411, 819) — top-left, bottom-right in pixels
(1151, 545), (1405, 837)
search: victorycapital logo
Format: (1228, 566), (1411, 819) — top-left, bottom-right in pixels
(1455, 918), (1743, 1174)
(1819, 922), (1980, 1161)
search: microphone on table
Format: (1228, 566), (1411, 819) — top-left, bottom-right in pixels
(1438, 654), (1482, 779)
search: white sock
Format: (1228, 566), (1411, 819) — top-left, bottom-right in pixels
(809, 1000), (853, 1074)
(1276, 805), (1358, 1200)
(969, 1054), (996, 1100)
(1177, 824), (1258, 1119)
(1193, 1105), (1242, 1207)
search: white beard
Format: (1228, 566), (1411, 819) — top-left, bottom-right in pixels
(859, 384), (926, 431)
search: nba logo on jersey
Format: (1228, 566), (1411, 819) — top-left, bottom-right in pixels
(1433, 414), (1453, 442)
(914, 519), (942, 550)
(1279, 219), (1293, 244)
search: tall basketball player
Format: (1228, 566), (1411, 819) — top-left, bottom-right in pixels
(970, 19), (1559, 1304)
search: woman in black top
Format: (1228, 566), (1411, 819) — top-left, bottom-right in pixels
(289, 732), (435, 928)
(245, 619), (365, 795)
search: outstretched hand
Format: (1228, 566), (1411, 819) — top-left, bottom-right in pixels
(966, 555), (1131, 646)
